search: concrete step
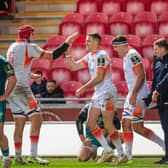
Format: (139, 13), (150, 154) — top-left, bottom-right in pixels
(16, 0), (77, 13)
(25, 0), (77, 12)
(0, 44), (11, 56)
(15, 11), (72, 19)
(9, 21), (61, 34)
(0, 33), (57, 41)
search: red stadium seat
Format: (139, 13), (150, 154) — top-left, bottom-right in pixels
(84, 13), (109, 35)
(133, 12), (157, 39)
(150, 0), (168, 17)
(59, 13), (84, 37)
(82, 88), (94, 103)
(147, 80), (152, 92)
(43, 35), (66, 50)
(51, 58), (72, 86)
(101, 45), (115, 58)
(0, 10), (8, 15)
(143, 57), (152, 80)
(82, 88), (94, 98)
(124, 0), (148, 16)
(126, 35), (141, 49)
(111, 58), (124, 80)
(158, 12), (168, 35)
(73, 35), (86, 45)
(9, 0), (14, 13)
(126, 35), (141, 54)
(74, 68), (91, 84)
(31, 59), (52, 79)
(142, 34), (164, 61)
(61, 81), (83, 96)
(101, 35), (115, 57)
(115, 81), (128, 97)
(101, 35), (114, 45)
(77, 0), (98, 16)
(100, 0), (121, 16)
(70, 44), (87, 61)
(61, 81), (83, 104)
(109, 12), (133, 35)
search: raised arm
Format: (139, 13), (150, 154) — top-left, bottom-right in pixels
(65, 53), (86, 71)
(76, 67), (105, 97)
(41, 32), (78, 60)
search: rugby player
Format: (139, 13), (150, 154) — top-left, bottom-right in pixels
(66, 33), (125, 163)
(6, 25), (77, 165)
(112, 35), (165, 164)
(0, 55), (16, 168)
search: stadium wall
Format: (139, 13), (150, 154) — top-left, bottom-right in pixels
(3, 121), (164, 157)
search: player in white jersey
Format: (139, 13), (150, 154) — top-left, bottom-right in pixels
(65, 33), (125, 164)
(6, 25), (77, 165)
(112, 35), (165, 163)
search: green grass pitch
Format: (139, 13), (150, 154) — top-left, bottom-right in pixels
(1, 157), (168, 168)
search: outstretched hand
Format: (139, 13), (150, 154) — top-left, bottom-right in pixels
(65, 32), (78, 45)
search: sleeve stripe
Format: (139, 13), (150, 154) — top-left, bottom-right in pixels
(132, 62), (143, 72)
(82, 59), (88, 67)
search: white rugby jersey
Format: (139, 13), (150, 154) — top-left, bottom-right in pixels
(6, 40), (44, 87)
(123, 48), (149, 96)
(81, 50), (115, 93)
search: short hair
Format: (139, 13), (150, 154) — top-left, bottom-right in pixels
(34, 70), (42, 76)
(154, 38), (168, 50)
(47, 79), (56, 85)
(112, 35), (128, 46)
(87, 33), (101, 44)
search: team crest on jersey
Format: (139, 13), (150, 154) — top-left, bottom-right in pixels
(131, 55), (140, 65)
(97, 57), (105, 66)
(5, 64), (15, 76)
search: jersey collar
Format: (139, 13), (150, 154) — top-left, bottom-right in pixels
(16, 39), (27, 42)
(90, 46), (102, 57)
(122, 46), (132, 58)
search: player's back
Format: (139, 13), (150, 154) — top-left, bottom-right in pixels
(7, 41), (42, 87)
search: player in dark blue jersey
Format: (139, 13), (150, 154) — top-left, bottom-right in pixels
(0, 55), (16, 168)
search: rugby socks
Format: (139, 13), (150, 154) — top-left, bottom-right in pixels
(109, 130), (124, 157)
(143, 128), (165, 148)
(1, 148), (9, 160)
(91, 126), (112, 153)
(123, 132), (133, 160)
(30, 136), (39, 157)
(15, 142), (22, 159)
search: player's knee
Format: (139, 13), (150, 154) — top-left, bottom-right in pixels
(122, 124), (132, 132)
(104, 123), (115, 134)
